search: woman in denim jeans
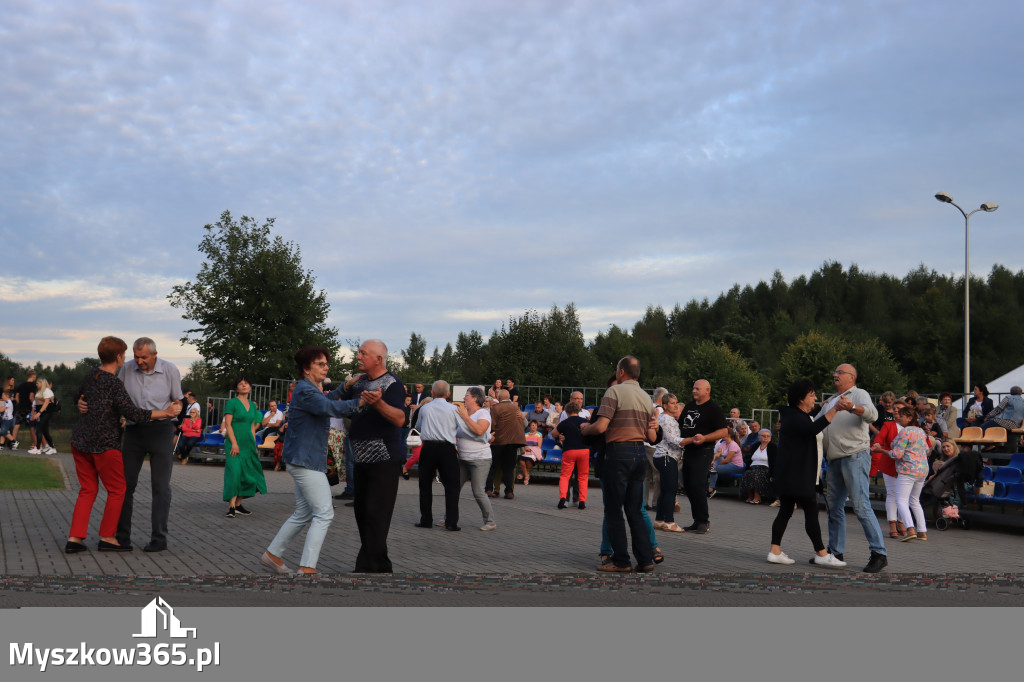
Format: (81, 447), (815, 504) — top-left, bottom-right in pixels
(260, 346), (362, 574)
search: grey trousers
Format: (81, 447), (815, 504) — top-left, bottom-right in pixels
(459, 458), (495, 525)
(117, 420), (176, 547)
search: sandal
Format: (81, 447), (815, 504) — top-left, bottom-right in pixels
(599, 554), (612, 566)
(653, 548), (664, 564)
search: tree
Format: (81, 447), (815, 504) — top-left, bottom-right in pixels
(454, 330), (485, 384)
(776, 331), (906, 401)
(670, 341), (767, 415)
(168, 210), (338, 385)
(484, 304), (597, 386)
(401, 332), (428, 378)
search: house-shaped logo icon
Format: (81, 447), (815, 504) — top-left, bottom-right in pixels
(133, 597), (197, 639)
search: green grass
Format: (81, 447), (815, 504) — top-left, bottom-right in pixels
(0, 454), (66, 490)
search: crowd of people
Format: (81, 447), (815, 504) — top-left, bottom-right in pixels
(12, 337), (1021, 575)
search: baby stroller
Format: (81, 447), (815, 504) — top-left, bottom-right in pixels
(921, 451), (982, 531)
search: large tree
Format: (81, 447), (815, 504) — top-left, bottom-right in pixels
(168, 210), (339, 386)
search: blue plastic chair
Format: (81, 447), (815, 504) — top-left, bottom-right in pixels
(993, 467), (1023, 486)
(1004, 482), (1024, 505)
(1008, 453), (1024, 470)
(982, 466), (994, 481)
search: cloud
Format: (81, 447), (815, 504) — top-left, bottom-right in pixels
(3, 0), (1022, 369)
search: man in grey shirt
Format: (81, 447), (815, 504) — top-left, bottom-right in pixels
(821, 363), (887, 573)
(108, 338), (183, 552)
(412, 380), (461, 531)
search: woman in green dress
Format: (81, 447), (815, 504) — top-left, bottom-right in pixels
(223, 376), (267, 518)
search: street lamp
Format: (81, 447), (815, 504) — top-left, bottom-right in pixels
(934, 191), (999, 397)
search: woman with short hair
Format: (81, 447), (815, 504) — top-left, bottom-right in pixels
(739, 429), (775, 504)
(767, 379), (843, 566)
(261, 347), (361, 574)
(455, 386), (495, 530)
(66, 337), (180, 553)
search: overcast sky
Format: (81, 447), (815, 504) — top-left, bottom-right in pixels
(3, 0), (1022, 375)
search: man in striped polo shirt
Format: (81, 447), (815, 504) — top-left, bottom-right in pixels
(582, 356), (659, 572)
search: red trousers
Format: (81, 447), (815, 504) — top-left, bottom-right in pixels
(559, 449), (590, 502)
(69, 447), (126, 538)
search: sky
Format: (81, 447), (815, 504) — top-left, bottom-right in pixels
(3, 0), (1022, 375)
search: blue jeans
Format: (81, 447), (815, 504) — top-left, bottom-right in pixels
(267, 464), (334, 569)
(601, 442), (654, 568)
(709, 463), (744, 489)
(824, 450), (886, 556)
(653, 456), (679, 523)
(601, 503), (657, 554)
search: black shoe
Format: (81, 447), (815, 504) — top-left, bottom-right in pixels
(692, 524), (710, 534)
(344, 501), (354, 507)
(707, 489), (717, 499)
(225, 507), (235, 518)
(578, 501), (586, 510)
(414, 522), (432, 529)
(682, 523), (700, 531)
(402, 471), (410, 480)
(65, 541), (88, 554)
(334, 491), (355, 500)
(862, 551), (888, 573)
(234, 505), (252, 516)
(444, 524), (461, 531)
(143, 542), (167, 553)
(558, 498), (567, 509)
(810, 551), (844, 565)
(97, 540), (132, 552)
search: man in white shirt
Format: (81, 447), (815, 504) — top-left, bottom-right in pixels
(559, 392), (591, 422)
(256, 400), (285, 440)
(412, 380), (462, 530)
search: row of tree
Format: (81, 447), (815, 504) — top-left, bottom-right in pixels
(395, 262), (1024, 412)
(8, 211), (1022, 420)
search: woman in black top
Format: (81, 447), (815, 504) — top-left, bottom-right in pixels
(66, 337), (180, 554)
(766, 379), (843, 567)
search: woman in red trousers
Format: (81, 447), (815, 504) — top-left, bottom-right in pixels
(66, 337), (180, 553)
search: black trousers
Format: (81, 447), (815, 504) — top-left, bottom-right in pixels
(486, 443), (520, 494)
(117, 420), (176, 547)
(770, 494), (825, 551)
(681, 446), (714, 526)
(353, 460), (402, 573)
(418, 440), (461, 527)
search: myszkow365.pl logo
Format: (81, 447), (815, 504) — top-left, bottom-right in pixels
(9, 597), (221, 673)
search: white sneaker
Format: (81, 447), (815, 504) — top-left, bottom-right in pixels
(769, 499), (781, 507)
(767, 551), (795, 565)
(480, 523), (497, 531)
(27, 447), (41, 454)
(812, 553), (847, 568)
(11, 440), (19, 449)
(44, 446), (57, 455)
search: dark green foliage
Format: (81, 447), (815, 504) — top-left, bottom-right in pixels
(167, 211), (339, 387)
(482, 304), (600, 386)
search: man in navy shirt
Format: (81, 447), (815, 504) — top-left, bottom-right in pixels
(339, 339), (406, 573)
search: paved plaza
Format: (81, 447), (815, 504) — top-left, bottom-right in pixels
(2, 451), (1023, 606)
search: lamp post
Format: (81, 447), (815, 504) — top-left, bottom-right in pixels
(934, 192), (999, 397)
